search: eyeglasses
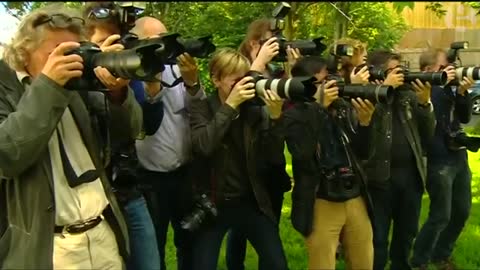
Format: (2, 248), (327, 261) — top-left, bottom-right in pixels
(88, 7), (115, 20)
(33, 14), (85, 29)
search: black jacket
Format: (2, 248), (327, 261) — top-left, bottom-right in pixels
(364, 87), (436, 189)
(189, 94), (285, 222)
(283, 101), (375, 237)
(428, 85), (472, 162)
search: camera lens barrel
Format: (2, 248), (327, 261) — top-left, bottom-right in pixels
(403, 71), (447, 85)
(339, 84), (394, 104)
(253, 76), (317, 102)
(455, 67), (480, 81)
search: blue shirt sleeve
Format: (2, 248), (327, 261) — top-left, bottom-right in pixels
(129, 80), (146, 105)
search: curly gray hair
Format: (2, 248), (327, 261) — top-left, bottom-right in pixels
(2, 3), (86, 71)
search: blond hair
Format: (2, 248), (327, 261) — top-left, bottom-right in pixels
(208, 48), (251, 81)
(2, 3), (85, 71)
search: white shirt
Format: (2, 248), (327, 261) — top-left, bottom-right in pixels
(17, 72), (109, 226)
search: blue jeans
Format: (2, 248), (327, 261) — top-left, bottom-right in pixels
(369, 166), (423, 270)
(411, 152), (472, 266)
(123, 196), (161, 270)
(193, 197), (288, 270)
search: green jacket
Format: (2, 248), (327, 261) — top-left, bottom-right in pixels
(0, 60), (142, 269)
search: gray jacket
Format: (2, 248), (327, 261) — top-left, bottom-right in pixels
(0, 60), (142, 269)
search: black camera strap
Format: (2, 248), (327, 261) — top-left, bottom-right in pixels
(160, 65), (184, 88)
(56, 131), (100, 188)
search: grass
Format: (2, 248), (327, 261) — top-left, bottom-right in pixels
(163, 148), (480, 270)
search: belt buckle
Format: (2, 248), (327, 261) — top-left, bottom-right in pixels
(65, 216), (102, 235)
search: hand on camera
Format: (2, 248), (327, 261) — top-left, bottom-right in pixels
(350, 66), (370, 85)
(286, 45), (302, 69)
(225, 76), (256, 110)
(314, 80), (339, 109)
(95, 34), (129, 92)
(351, 98), (375, 126)
(177, 53), (199, 87)
(457, 76), (475, 96)
(261, 90), (284, 120)
(384, 67), (404, 89)
(100, 34), (125, 52)
(251, 37), (279, 72)
(41, 42), (84, 87)
(411, 79), (432, 106)
(443, 65), (456, 84)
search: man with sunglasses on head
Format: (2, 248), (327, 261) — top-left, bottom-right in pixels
(0, 3), (142, 270)
(83, 2), (162, 270)
(364, 50), (436, 270)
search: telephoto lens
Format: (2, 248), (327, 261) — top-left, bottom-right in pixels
(338, 84), (394, 105)
(455, 66), (480, 81)
(247, 70), (317, 102)
(399, 66), (448, 85)
(64, 41), (165, 91)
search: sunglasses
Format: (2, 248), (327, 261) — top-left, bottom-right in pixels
(88, 7), (115, 20)
(33, 14), (85, 29)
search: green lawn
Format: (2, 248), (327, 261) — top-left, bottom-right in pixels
(164, 149), (480, 270)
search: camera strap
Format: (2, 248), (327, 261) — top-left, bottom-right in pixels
(160, 65), (184, 88)
(56, 131), (100, 188)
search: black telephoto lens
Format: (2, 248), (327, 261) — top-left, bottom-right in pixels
(339, 84), (394, 104)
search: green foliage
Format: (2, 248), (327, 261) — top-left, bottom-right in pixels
(348, 2), (410, 50)
(425, 2), (448, 18)
(391, 2), (415, 13)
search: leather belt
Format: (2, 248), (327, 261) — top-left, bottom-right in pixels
(54, 216), (103, 235)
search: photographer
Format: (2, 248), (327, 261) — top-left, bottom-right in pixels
(189, 48), (288, 270)
(332, 38), (371, 85)
(364, 50), (436, 270)
(83, 3), (161, 270)
(284, 55), (375, 269)
(131, 16), (205, 270)
(411, 49), (474, 270)
(0, 4), (142, 269)
(225, 18), (294, 270)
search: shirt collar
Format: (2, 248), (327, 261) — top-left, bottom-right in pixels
(16, 71), (30, 85)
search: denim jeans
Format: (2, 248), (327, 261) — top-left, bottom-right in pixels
(140, 167), (193, 270)
(122, 195), (161, 270)
(411, 152), (472, 266)
(369, 166), (423, 270)
(192, 197), (288, 270)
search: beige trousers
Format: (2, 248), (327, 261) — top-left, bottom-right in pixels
(306, 197), (373, 270)
(53, 220), (124, 270)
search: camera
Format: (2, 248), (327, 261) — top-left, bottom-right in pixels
(64, 41), (166, 91)
(326, 44), (355, 75)
(447, 130), (480, 152)
(124, 33), (216, 64)
(326, 75), (394, 104)
(245, 70), (318, 104)
(446, 41), (469, 64)
(181, 194), (218, 232)
(265, 2), (327, 62)
(319, 166), (361, 202)
(353, 64), (387, 82)
(397, 65), (447, 85)
(87, 2), (145, 40)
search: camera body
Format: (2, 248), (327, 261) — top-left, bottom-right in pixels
(64, 41), (165, 91)
(320, 166), (360, 202)
(115, 2), (146, 36)
(264, 2), (327, 62)
(181, 194), (218, 232)
(326, 44), (355, 75)
(123, 33), (216, 64)
(446, 130), (480, 153)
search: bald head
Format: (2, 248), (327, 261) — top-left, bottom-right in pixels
(131, 16), (168, 39)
